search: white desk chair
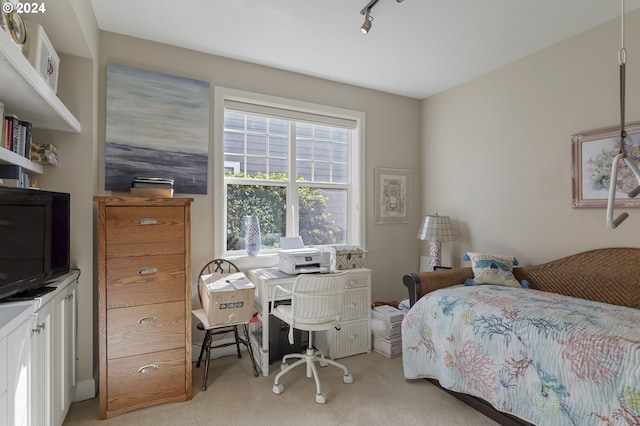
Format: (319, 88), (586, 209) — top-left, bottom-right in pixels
(193, 259), (259, 390)
(270, 273), (353, 403)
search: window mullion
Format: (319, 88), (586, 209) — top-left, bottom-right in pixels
(288, 121), (298, 237)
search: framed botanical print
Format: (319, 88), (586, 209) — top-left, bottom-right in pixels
(571, 123), (640, 208)
(374, 167), (411, 223)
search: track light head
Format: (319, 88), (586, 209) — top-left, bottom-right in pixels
(359, 0), (403, 34)
(360, 9), (373, 34)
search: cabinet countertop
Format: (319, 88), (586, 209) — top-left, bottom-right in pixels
(0, 270), (79, 339)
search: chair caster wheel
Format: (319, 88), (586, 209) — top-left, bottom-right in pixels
(273, 384), (284, 395)
(315, 392), (327, 404)
(280, 362), (288, 371)
(343, 374), (353, 384)
(319, 359), (328, 367)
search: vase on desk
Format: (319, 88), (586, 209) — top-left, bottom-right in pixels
(244, 215), (261, 256)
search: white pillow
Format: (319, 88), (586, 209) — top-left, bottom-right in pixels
(463, 252), (523, 288)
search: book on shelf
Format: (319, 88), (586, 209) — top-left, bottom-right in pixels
(0, 177), (25, 188)
(0, 165), (29, 188)
(19, 120), (32, 159)
(3, 116), (12, 150)
(1, 115), (33, 159)
(18, 122), (26, 157)
(0, 164), (23, 179)
(0, 102), (4, 149)
(5, 114), (20, 154)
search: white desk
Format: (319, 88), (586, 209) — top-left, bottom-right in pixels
(247, 267), (371, 377)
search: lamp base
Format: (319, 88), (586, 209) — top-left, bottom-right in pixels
(428, 240), (442, 271)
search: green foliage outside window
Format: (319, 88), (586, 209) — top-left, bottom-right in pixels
(226, 172), (338, 250)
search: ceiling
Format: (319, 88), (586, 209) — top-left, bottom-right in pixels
(87, 0), (640, 99)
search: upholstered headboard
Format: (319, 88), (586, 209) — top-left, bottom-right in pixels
(403, 247), (640, 309)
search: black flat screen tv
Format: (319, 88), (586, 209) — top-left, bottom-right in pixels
(0, 187), (70, 301)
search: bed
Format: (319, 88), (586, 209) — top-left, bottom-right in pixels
(402, 247), (640, 426)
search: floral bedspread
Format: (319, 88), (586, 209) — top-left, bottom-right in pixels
(402, 285), (640, 425)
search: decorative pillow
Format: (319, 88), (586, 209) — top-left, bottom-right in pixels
(462, 252), (527, 288)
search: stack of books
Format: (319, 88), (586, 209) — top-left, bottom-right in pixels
(370, 305), (404, 358)
(130, 177), (174, 197)
(0, 165), (31, 188)
(2, 110), (34, 160)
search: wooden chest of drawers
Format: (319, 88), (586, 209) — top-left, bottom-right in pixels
(94, 197), (193, 419)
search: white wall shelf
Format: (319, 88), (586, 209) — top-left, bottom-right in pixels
(0, 147), (43, 174)
(0, 28), (80, 133)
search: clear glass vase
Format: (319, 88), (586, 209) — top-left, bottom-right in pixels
(244, 215), (261, 256)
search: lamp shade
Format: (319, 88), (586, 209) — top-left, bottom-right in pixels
(417, 215), (456, 242)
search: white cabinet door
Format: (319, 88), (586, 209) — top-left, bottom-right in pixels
(51, 281), (77, 426)
(30, 301), (52, 426)
(2, 271), (78, 426)
(7, 317), (31, 426)
(0, 393), (6, 426)
(0, 335), (7, 426)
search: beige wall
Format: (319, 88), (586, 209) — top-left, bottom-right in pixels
(421, 9), (640, 268)
(95, 31), (422, 358)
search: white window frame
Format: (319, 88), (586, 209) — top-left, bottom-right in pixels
(213, 86), (366, 265)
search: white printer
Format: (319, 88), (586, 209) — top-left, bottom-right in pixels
(278, 248), (331, 275)
(277, 237), (331, 275)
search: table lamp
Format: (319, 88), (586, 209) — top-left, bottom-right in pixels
(417, 214), (456, 271)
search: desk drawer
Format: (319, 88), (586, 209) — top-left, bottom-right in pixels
(345, 272), (369, 290)
(107, 301), (185, 359)
(106, 254), (185, 308)
(316, 320), (370, 359)
(343, 290), (370, 321)
(107, 348), (186, 412)
(262, 281), (295, 301)
(105, 206), (185, 257)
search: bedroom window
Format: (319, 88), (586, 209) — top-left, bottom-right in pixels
(213, 87), (365, 259)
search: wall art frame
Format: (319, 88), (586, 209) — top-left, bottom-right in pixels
(571, 122), (640, 208)
(374, 167), (411, 223)
(105, 63), (210, 194)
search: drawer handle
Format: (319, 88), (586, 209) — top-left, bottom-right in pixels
(137, 218), (158, 225)
(138, 267), (159, 275)
(138, 364), (159, 374)
(138, 316), (158, 324)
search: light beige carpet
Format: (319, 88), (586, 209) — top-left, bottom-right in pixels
(63, 351), (499, 426)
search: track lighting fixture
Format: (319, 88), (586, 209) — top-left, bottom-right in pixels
(359, 0), (404, 35)
(360, 9), (373, 34)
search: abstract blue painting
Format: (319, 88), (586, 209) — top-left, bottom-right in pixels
(105, 63), (209, 194)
